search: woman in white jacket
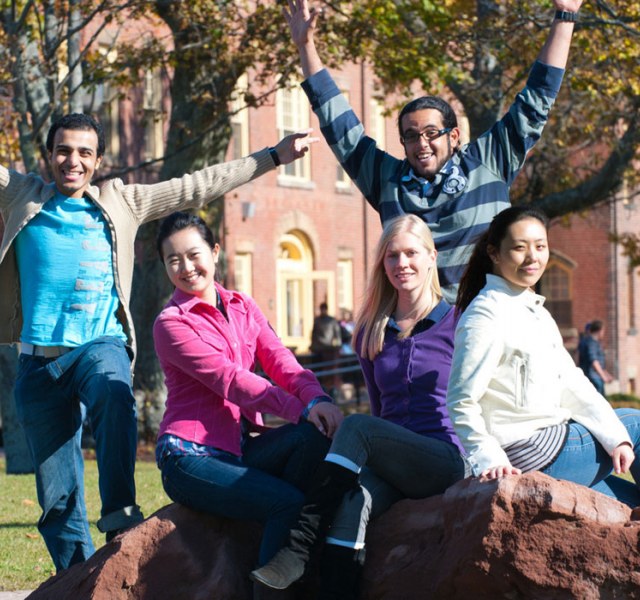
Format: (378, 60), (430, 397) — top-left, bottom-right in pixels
(447, 205), (640, 506)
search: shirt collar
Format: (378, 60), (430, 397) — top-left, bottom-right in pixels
(484, 274), (546, 308)
(429, 298), (452, 322)
(170, 282), (236, 315)
(387, 298), (452, 331)
(400, 167), (439, 198)
(399, 155), (458, 190)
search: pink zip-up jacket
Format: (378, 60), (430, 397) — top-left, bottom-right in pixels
(154, 283), (326, 456)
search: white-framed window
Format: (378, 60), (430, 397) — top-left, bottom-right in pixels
(143, 69), (164, 161)
(276, 231), (335, 351)
(276, 83), (311, 181)
(337, 258), (354, 312)
(98, 82), (120, 165)
(234, 252), (253, 296)
(369, 98), (386, 151)
(539, 259), (573, 328)
(92, 46), (120, 165)
(230, 74), (249, 160)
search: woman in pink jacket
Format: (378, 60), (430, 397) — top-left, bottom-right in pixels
(153, 211), (343, 566)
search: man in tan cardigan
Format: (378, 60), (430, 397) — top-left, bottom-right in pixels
(0, 112), (315, 572)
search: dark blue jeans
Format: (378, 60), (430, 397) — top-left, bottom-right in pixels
(159, 421), (330, 566)
(14, 337), (141, 571)
(588, 375), (605, 395)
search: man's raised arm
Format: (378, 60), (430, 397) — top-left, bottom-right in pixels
(537, 0), (584, 69)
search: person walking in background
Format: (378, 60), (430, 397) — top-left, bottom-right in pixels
(0, 110), (317, 572)
(252, 214), (469, 598)
(311, 302), (343, 394)
(153, 212), (344, 571)
(311, 302), (342, 355)
(285, 0), (583, 302)
(448, 205), (640, 507)
(578, 320), (613, 395)
(338, 308), (355, 356)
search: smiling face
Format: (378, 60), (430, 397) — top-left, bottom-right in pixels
(489, 217), (549, 291)
(400, 108), (460, 181)
(49, 128), (103, 198)
(161, 227), (220, 304)
(383, 230), (437, 298)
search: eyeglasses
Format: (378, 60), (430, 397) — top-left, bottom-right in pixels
(401, 127), (452, 145)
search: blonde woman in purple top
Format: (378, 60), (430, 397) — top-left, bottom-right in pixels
(252, 214), (470, 598)
(153, 212), (343, 568)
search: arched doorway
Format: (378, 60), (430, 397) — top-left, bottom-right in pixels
(276, 230), (335, 352)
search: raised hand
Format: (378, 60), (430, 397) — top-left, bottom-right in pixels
(284, 0), (321, 48)
(552, 0), (583, 12)
(273, 129), (320, 165)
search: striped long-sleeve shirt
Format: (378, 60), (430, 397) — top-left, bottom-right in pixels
(301, 61), (564, 302)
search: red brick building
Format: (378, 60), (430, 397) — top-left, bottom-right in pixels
(546, 195), (640, 395)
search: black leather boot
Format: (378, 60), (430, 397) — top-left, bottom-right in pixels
(251, 462), (359, 590)
(318, 544), (365, 600)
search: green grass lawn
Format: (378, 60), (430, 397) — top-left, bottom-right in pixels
(0, 454), (170, 591)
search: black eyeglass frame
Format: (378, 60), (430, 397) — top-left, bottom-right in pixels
(401, 127), (453, 145)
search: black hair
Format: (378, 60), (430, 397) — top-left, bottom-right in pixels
(156, 211), (217, 261)
(589, 319), (604, 334)
(46, 113), (106, 157)
(456, 205), (550, 314)
(397, 96), (458, 138)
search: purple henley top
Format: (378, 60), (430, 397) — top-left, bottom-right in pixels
(357, 300), (465, 454)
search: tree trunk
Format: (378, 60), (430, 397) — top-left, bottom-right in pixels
(131, 220), (173, 443)
(130, 1), (236, 441)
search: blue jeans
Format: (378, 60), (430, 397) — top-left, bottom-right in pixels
(159, 421), (330, 566)
(324, 414), (470, 548)
(588, 375), (605, 395)
(542, 408), (640, 507)
(14, 337), (142, 571)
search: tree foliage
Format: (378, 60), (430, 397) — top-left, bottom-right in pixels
(3, 1), (636, 215)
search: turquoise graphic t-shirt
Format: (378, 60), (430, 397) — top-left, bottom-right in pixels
(14, 192), (126, 346)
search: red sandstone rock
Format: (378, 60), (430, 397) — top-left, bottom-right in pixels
(27, 472), (640, 599)
(362, 472), (640, 599)
(27, 505), (261, 599)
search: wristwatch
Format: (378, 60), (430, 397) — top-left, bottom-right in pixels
(268, 146), (281, 167)
(554, 10), (579, 22)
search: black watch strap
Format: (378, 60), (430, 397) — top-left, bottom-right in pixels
(268, 147), (281, 167)
(554, 10), (579, 22)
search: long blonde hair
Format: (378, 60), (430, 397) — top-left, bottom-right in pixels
(353, 214), (442, 360)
